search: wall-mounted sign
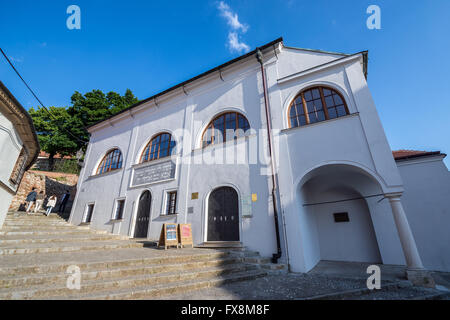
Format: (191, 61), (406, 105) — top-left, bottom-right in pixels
(252, 193), (258, 202)
(131, 160), (176, 187)
(242, 195), (252, 218)
(191, 192), (199, 200)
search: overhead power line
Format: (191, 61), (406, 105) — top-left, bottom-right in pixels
(0, 47), (88, 144)
(303, 194), (386, 207)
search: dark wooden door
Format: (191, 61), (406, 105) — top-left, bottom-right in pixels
(134, 191), (151, 238)
(207, 187), (239, 241)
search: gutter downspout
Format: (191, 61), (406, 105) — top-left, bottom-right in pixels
(256, 48), (282, 263)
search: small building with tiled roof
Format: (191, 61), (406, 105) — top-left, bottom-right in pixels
(0, 81), (40, 227)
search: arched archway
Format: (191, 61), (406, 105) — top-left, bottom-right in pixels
(133, 190), (151, 238)
(297, 164), (383, 266)
(207, 186), (239, 241)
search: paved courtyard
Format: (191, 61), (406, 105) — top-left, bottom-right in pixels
(164, 261), (450, 300)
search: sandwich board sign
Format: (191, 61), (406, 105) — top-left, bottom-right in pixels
(178, 224), (193, 248)
(158, 223), (179, 250)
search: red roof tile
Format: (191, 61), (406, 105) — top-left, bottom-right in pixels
(392, 150), (444, 161)
(38, 151), (73, 159)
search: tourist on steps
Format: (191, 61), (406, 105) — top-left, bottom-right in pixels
(25, 188), (37, 214)
(58, 190), (70, 214)
(34, 191), (45, 213)
(46, 195), (57, 216)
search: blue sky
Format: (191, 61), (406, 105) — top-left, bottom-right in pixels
(1, 0), (449, 165)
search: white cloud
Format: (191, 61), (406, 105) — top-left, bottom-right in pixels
(217, 1), (248, 33)
(217, 1), (250, 54)
(228, 32), (250, 54)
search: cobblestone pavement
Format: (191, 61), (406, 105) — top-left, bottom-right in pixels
(163, 272), (450, 300)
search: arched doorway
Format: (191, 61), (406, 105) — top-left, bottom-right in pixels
(207, 186), (239, 241)
(134, 190), (151, 238)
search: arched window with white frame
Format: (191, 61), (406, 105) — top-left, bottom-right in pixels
(96, 148), (123, 175)
(288, 86), (349, 128)
(201, 111), (250, 148)
(140, 132), (176, 163)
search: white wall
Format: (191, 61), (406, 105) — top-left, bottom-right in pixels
(307, 186), (382, 263)
(0, 113), (23, 227)
(397, 156), (450, 272)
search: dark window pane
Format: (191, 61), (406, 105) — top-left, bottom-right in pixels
(312, 89), (320, 99)
(291, 117), (299, 128)
(317, 111), (325, 121)
(304, 90), (312, 101)
(309, 113), (318, 123)
(323, 88), (332, 96)
(328, 108), (337, 119)
(333, 94), (343, 105)
(290, 105), (298, 118)
(337, 105), (347, 117)
(325, 96), (334, 108)
(314, 99), (323, 110)
(300, 115), (307, 126)
(306, 101), (316, 113)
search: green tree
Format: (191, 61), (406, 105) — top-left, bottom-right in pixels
(29, 106), (78, 170)
(29, 89), (139, 170)
(67, 89), (139, 149)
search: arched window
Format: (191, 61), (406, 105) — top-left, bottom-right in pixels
(289, 86), (349, 128)
(202, 112), (250, 148)
(96, 149), (123, 175)
(140, 132), (176, 163)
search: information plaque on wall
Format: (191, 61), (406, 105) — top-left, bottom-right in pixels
(241, 195), (252, 218)
(132, 160), (176, 187)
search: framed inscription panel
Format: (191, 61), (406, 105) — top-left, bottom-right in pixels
(131, 159), (176, 187)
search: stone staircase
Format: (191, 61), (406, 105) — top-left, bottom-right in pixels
(0, 212), (267, 300)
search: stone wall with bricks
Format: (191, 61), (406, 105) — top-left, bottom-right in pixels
(9, 170), (78, 217)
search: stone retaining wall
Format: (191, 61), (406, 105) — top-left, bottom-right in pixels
(9, 170), (78, 216)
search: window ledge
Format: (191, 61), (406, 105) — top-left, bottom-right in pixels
(192, 133), (257, 154)
(110, 218), (123, 223)
(131, 155), (178, 169)
(88, 168), (123, 180)
(154, 213), (179, 220)
(281, 112), (359, 134)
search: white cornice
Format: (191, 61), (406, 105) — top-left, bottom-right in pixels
(277, 53), (363, 85)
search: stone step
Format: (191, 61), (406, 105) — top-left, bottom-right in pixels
(0, 249), (232, 276)
(41, 269), (266, 300)
(0, 240), (144, 255)
(1, 225), (82, 231)
(0, 229), (106, 236)
(0, 256), (242, 287)
(0, 263), (260, 299)
(5, 214), (65, 221)
(196, 241), (243, 249)
(3, 221), (71, 226)
(81, 269), (267, 300)
(0, 233), (129, 245)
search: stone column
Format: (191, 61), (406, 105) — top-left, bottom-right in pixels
(387, 194), (434, 287)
